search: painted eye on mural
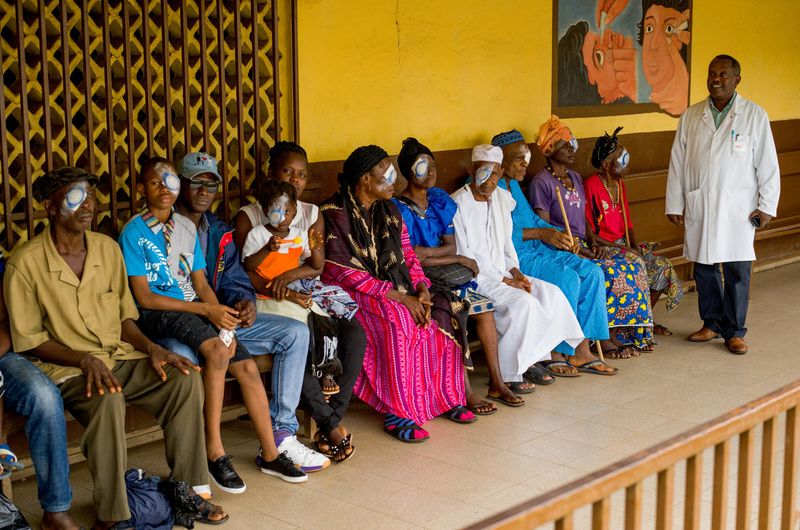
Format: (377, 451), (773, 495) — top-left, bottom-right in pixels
(645, 23), (654, 33)
(665, 23), (675, 34)
(594, 49), (605, 67)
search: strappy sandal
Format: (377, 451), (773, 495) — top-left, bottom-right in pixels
(191, 494), (229, 525)
(316, 432), (355, 463)
(321, 374), (340, 396)
(0, 445), (23, 480)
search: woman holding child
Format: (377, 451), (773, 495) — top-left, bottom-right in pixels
(235, 142), (366, 463)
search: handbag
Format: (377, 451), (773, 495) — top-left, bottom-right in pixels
(423, 263), (474, 289)
(307, 312), (343, 378)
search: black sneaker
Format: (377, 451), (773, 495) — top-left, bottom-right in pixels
(256, 450), (308, 483)
(208, 454), (246, 494)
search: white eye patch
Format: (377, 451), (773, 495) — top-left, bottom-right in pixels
(62, 181), (88, 215)
(569, 136), (579, 152)
(383, 164), (397, 185)
(522, 146), (532, 165)
(162, 171), (181, 195)
(412, 156), (429, 181)
(616, 148), (630, 169)
(475, 164), (494, 186)
(267, 194), (290, 228)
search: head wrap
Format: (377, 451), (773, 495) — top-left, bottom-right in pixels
(591, 126), (624, 168)
(491, 129), (525, 148)
(397, 137), (434, 179)
(471, 144), (503, 165)
(536, 115), (573, 157)
(33, 167), (99, 202)
(339, 145), (389, 187)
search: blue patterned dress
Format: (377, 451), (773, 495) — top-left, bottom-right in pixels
(529, 169), (653, 349)
(498, 178), (609, 355)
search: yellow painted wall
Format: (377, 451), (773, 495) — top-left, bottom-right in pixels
(289, 0), (800, 161)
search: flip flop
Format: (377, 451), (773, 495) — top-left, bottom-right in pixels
(384, 415), (430, 443)
(467, 399), (498, 416)
(573, 360), (618, 376)
(442, 406), (478, 424)
(0, 446), (24, 471)
(523, 364), (556, 385)
(505, 381), (535, 394)
(486, 393), (525, 408)
(535, 360), (581, 378)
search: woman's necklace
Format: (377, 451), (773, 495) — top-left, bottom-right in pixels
(546, 164), (574, 191)
(599, 174), (619, 209)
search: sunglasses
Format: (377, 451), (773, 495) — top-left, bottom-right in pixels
(182, 177), (219, 193)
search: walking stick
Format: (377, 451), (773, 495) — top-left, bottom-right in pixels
(555, 186), (576, 251)
(619, 181), (631, 248)
(595, 339), (605, 363)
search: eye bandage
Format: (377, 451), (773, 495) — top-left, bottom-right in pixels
(616, 148), (630, 170)
(475, 164), (494, 186)
(267, 194), (290, 228)
(162, 171), (181, 195)
(522, 146), (532, 165)
(568, 136), (579, 152)
(62, 181), (88, 215)
(412, 157), (429, 181)
(383, 164), (397, 185)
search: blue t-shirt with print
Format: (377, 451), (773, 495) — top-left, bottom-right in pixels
(119, 214), (206, 302)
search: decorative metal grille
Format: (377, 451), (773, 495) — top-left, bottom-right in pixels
(0, 0), (278, 251)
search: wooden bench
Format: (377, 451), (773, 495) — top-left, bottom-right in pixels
(2, 353), (316, 499)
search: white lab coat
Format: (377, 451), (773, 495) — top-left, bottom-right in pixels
(665, 94), (780, 264)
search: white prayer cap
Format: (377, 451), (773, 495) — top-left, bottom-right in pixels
(471, 144), (503, 165)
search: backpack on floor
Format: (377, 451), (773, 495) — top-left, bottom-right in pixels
(125, 468), (173, 530)
(0, 492), (30, 530)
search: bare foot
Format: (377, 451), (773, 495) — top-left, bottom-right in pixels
(544, 353), (579, 375)
(41, 511), (81, 530)
(486, 384), (523, 405)
(467, 392), (498, 414)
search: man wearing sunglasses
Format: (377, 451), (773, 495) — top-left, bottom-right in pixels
(174, 152), (327, 473)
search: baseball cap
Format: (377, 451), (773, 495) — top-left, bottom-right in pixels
(178, 152), (222, 182)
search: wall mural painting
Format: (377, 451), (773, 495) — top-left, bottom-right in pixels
(554, 0), (691, 118)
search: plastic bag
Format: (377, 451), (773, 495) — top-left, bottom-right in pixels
(0, 492), (31, 530)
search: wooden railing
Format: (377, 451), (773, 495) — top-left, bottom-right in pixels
(466, 380), (800, 530)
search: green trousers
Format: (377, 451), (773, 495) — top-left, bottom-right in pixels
(59, 359), (207, 522)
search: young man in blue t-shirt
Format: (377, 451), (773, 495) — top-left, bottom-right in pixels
(119, 157), (306, 491)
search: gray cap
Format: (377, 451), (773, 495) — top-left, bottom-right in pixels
(178, 152), (222, 182)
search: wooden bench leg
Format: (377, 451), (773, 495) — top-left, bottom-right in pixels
(1, 475), (12, 501)
(297, 409), (316, 440)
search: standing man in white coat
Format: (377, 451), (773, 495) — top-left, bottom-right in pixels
(665, 54), (781, 354)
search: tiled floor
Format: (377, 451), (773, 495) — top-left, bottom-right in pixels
(13, 263), (800, 529)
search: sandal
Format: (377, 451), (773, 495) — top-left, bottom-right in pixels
(505, 381), (535, 394)
(191, 494), (229, 525)
(321, 374), (340, 396)
(535, 360), (580, 378)
(0, 445), (23, 480)
(523, 364), (556, 385)
(467, 397), (498, 416)
(486, 392), (525, 408)
(384, 415), (429, 443)
(442, 406), (478, 424)
(653, 323), (673, 336)
(315, 432), (355, 463)
(572, 360), (618, 376)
